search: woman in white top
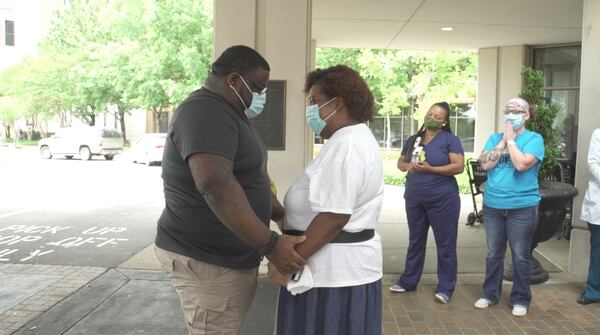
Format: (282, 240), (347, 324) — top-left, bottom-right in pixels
(268, 65), (384, 335)
(578, 127), (600, 305)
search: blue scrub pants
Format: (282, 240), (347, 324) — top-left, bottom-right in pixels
(397, 192), (460, 297)
(583, 222), (600, 301)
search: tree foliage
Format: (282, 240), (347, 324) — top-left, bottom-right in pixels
(317, 48), (476, 117)
(520, 67), (562, 180)
(316, 48), (477, 147)
(0, 0), (213, 140)
(1, 1), (476, 146)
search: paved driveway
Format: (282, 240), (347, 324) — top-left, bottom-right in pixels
(0, 146), (164, 267)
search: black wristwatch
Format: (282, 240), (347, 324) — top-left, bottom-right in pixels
(258, 231), (279, 256)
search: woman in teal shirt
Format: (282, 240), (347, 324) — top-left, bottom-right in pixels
(473, 98), (544, 317)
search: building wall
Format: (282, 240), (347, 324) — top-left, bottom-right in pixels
(0, 0), (64, 70)
(214, 0), (312, 195)
(0, 1), (18, 69)
(569, 0), (600, 277)
(475, 46), (526, 154)
(497, 46), (528, 127)
(123, 109), (148, 142)
(475, 48), (498, 155)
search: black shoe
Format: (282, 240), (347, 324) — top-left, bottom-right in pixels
(577, 295), (599, 305)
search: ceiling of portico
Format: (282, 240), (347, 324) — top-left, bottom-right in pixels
(312, 0), (583, 51)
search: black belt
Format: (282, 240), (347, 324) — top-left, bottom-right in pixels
(283, 229), (374, 243)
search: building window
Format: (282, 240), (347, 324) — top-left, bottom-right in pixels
(158, 111), (169, 133)
(450, 103), (476, 153)
(533, 45), (581, 161)
(5, 20), (15, 46)
(361, 102), (476, 152)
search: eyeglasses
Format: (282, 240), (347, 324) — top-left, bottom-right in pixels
(246, 78), (268, 95)
(503, 110), (527, 115)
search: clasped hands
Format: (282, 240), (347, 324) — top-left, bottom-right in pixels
(407, 160), (432, 173)
(268, 262), (292, 287)
(502, 120), (516, 146)
(265, 234), (306, 287)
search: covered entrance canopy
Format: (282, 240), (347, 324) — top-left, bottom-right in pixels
(313, 0), (584, 158)
(312, 0), (582, 51)
(214, 0), (597, 277)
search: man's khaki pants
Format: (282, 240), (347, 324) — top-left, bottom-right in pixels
(155, 247), (258, 335)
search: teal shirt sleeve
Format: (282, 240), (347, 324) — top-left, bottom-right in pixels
(483, 133), (502, 151)
(521, 131), (544, 162)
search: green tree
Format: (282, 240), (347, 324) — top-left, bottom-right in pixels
(315, 48), (477, 148)
(0, 95), (22, 141)
(40, 0), (113, 126)
(520, 67), (562, 180)
(356, 50), (409, 148)
(128, 0), (213, 130)
(315, 48), (361, 71)
(0, 0), (214, 139)
(0, 65), (24, 140)
(0, 57), (65, 140)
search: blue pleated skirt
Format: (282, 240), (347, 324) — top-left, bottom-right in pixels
(276, 280), (382, 335)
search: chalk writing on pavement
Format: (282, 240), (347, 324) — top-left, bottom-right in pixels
(0, 225), (129, 262)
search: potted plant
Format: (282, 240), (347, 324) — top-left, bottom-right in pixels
(503, 67), (578, 284)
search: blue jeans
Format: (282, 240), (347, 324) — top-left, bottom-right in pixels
(583, 223), (600, 300)
(482, 204), (538, 307)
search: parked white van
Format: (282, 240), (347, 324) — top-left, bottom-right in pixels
(38, 127), (124, 161)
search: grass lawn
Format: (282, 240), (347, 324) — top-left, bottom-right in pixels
(2, 139), (39, 146)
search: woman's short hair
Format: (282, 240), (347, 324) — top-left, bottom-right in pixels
(304, 65), (375, 122)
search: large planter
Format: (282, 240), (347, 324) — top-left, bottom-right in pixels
(503, 180), (578, 284)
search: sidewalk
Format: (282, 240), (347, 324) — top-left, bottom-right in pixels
(1, 186), (597, 334)
(2, 264), (598, 335)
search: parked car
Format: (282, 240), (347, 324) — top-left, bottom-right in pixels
(128, 133), (167, 166)
(38, 127), (124, 161)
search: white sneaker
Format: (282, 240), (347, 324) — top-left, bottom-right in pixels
(389, 284), (406, 293)
(474, 298), (493, 309)
(435, 292), (450, 304)
(512, 305), (527, 317)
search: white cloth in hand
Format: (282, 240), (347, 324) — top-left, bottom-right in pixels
(287, 264), (315, 295)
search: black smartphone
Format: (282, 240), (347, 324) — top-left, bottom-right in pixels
(291, 266), (304, 282)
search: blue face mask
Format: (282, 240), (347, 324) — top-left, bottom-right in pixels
(306, 97), (337, 134)
(503, 113), (523, 130)
(230, 76), (267, 119)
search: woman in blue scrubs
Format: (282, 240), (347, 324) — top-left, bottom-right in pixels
(390, 102), (464, 304)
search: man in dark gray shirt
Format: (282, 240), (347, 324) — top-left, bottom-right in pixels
(155, 45), (306, 335)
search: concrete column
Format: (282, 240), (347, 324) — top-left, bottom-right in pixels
(213, 0), (256, 58)
(475, 47), (498, 155)
(475, 46), (526, 154)
(213, 0), (312, 194)
(305, 39), (317, 164)
(569, 0), (600, 277)
(310, 39), (317, 71)
(497, 46), (527, 126)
